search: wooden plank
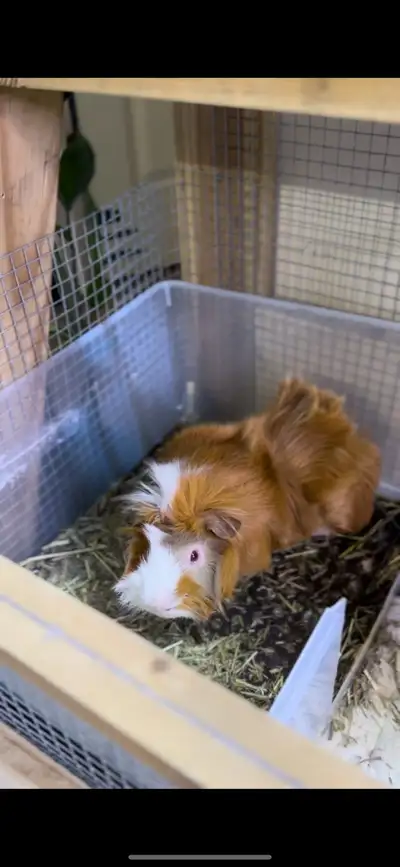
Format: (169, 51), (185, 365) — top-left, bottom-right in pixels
(0, 87), (63, 559)
(3, 79), (400, 124)
(173, 104), (278, 295)
(0, 762), (38, 788)
(0, 555), (387, 789)
(0, 86), (62, 386)
(0, 722), (88, 788)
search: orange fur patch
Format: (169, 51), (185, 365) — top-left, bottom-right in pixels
(176, 574), (216, 619)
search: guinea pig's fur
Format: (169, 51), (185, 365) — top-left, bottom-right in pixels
(115, 377), (381, 621)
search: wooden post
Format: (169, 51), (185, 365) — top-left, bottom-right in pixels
(0, 88), (63, 559)
(0, 87), (63, 387)
(174, 103), (278, 296)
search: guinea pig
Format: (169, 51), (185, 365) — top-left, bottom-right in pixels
(114, 431), (320, 621)
(115, 377), (381, 621)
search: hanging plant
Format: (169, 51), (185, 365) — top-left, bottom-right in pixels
(59, 93), (96, 218)
(52, 92), (143, 338)
(54, 93), (108, 315)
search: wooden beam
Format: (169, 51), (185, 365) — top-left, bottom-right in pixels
(0, 86), (62, 387)
(0, 722), (88, 788)
(0, 555), (387, 789)
(3, 79), (400, 124)
(0, 87), (63, 559)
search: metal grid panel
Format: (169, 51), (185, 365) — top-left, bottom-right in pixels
(3, 113), (400, 395)
(168, 284), (400, 495)
(0, 173), (180, 388)
(0, 285), (182, 563)
(7, 280), (400, 567)
(174, 105), (278, 297)
(0, 666), (175, 789)
(276, 114), (400, 319)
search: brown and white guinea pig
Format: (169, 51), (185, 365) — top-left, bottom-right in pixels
(115, 377), (381, 622)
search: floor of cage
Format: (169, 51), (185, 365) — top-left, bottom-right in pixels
(19, 426), (400, 726)
(322, 592), (400, 787)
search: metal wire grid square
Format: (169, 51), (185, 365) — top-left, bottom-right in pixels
(0, 285), (182, 563)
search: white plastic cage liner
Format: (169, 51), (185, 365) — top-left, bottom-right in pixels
(1, 281), (399, 764)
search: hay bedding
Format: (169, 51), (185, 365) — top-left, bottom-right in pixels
(327, 587), (400, 786)
(22, 440), (400, 711)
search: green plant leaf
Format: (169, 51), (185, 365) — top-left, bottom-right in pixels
(58, 132), (96, 213)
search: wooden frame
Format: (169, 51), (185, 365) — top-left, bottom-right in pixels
(2, 79), (400, 124)
(0, 77), (395, 788)
(0, 721), (87, 788)
(0, 555), (386, 789)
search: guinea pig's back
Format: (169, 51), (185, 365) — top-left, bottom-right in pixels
(154, 421), (247, 469)
(263, 378), (381, 533)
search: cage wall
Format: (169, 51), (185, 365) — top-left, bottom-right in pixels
(174, 109), (400, 322)
(2, 279), (400, 784)
(3, 111), (400, 386)
(2, 106), (400, 787)
(2, 280), (400, 566)
(0, 664), (176, 789)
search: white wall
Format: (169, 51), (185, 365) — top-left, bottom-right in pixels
(76, 94), (176, 205)
(72, 94), (177, 269)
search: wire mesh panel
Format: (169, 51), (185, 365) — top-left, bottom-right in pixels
(173, 107), (400, 321)
(0, 173), (180, 389)
(174, 105), (278, 297)
(0, 665), (176, 789)
(276, 115), (400, 319)
(0, 284), (182, 563)
(3, 279), (400, 567)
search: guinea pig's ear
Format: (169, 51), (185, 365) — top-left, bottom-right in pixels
(156, 512), (175, 534)
(203, 510), (241, 542)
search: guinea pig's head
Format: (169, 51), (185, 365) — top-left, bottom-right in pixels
(115, 521), (225, 621)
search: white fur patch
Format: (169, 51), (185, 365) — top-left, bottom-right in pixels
(311, 526), (332, 538)
(127, 459), (183, 514)
(115, 523), (192, 620)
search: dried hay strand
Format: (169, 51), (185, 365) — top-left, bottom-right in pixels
(22, 454), (400, 712)
(334, 589), (400, 722)
(328, 589), (400, 786)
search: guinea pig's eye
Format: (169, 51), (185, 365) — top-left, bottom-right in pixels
(190, 550), (199, 563)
